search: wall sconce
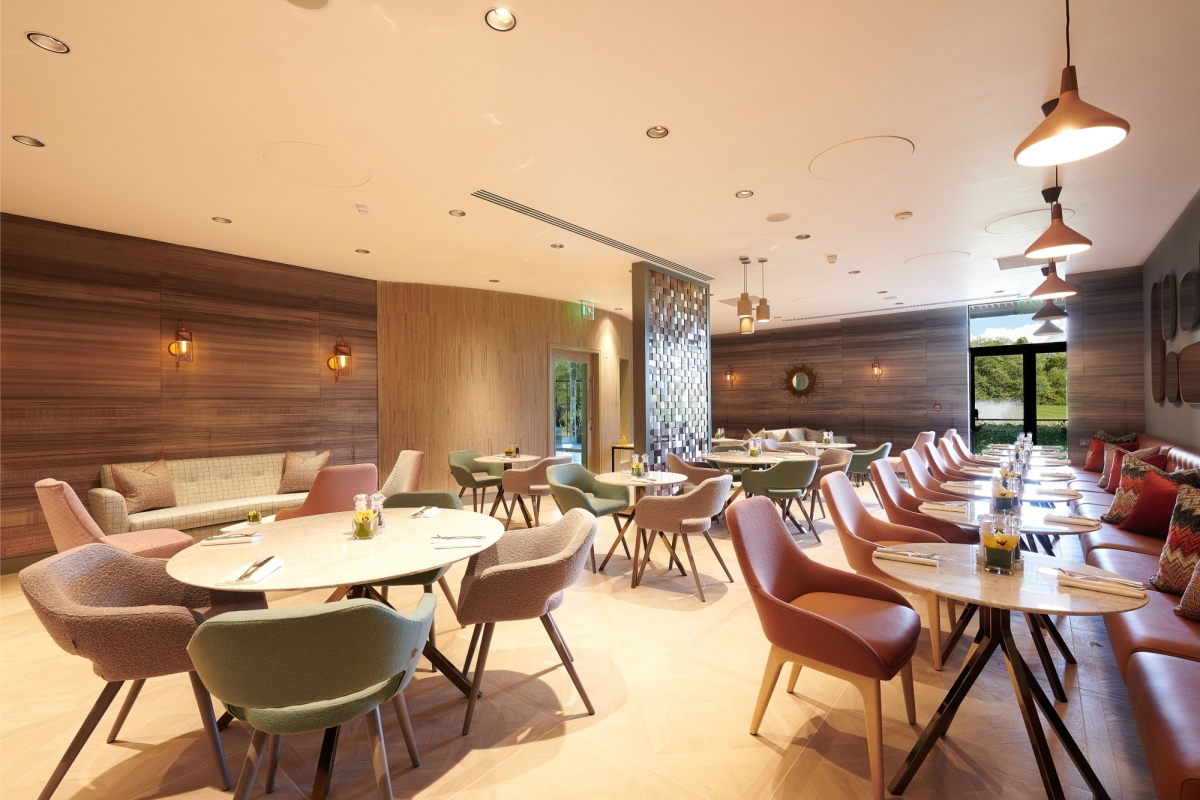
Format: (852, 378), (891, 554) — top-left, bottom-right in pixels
(725, 366), (736, 385)
(167, 321), (194, 364)
(871, 358), (883, 382)
(327, 336), (353, 380)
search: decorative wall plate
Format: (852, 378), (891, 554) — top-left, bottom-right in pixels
(1162, 273), (1178, 340)
(1179, 270), (1199, 331)
(1151, 283), (1165, 403)
(780, 361), (822, 402)
(1166, 351), (1180, 403)
(1180, 342), (1200, 404)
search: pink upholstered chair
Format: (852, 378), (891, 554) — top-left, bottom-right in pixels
(901, 450), (962, 502)
(633, 475), (734, 601)
(871, 460), (978, 545)
(939, 437), (985, 473)
(762, 438), (782, 451)
(922, 441), (970, 482)
(275, 464), (378, 521)
(949, 433), (988, 466)
(942, 428), (958, 442)
(885, 431), (934, 480)
(20, 544), (266, 798)
(808, 447), (853, 519)
(380, 450), (424, 496)
(35, 479), (193, 558)
(456, 509), (598, 734)
(666, 453), (725, 492)
(726, 497), (918, 800)
(500, 455), (571, 530)
(823, 472), (955, 671)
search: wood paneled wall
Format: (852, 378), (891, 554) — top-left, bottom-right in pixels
(1065, 265), (1146, 462)
(377, 283), (632, 493)
(712, 307), (969, 451)
(0, 214), (377, 561)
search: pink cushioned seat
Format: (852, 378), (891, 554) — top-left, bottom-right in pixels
(35, 478), (193, 558)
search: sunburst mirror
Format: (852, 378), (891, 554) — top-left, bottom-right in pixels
(780, 361), (822, 402)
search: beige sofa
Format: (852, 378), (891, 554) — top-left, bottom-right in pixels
(88, 452), (311, 541)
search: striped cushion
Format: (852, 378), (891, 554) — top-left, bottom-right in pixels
(1095, 429), (1138, 445)
(1178, 562), (1200, 621)
(278, 450), (330, 494)
(1102, 456), (1200, 525)
(1151, 486), (1200, 595)
(111, 458), (177, 514)
(1099, 443), (1148, 488)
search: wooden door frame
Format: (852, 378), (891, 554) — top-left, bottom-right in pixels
(549, 346), (600, 472)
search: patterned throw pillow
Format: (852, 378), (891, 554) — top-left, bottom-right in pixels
(804, 427), (825, 442)
(1104, 446), (1163, 492)
(784, 428), (806, 442)
(744, 429), (765, 440)
(111, 459), (177, 514)
(765, 428), (788, 441)
(1098, 442), (1140, 486)
(278, 450), (330, 494)
(1103, 456), (1200, 525)
(1095, 429), (1138, 445)
(1177, 562), (1200, 622)
(1150, 485), (1200, 595)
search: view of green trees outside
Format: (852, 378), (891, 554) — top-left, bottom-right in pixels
(971, 336), (1067, 451)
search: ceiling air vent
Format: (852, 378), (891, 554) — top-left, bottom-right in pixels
(995, 253), (1072, 271)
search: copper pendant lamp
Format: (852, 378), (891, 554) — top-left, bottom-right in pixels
(1014, 0), (1130, 166)
(1033, 320), (1064, 337)
(1025, 183), (1091, 259)
(1030, 260), (1078, 300)
(755, 258), (771, 323)
(1031, 298), (1068, 321)
(736, 256), (753, 320)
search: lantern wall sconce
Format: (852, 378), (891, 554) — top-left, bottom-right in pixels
(725, 366), (736, 385)
(871, 358), (883, 382)
(327, 336), (353, 380)
(167, 321), (194, 364)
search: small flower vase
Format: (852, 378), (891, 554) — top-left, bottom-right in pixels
(991, 495), (1013, 515)
(247, 510), (262, 525)
(983, 544), (1017, 574)
(353, 510), (378, 539)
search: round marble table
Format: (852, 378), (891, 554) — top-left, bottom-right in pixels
(594, 471), (688, 587)
(960, 465), (1076, 483)
(701, 452), (818, 467)
(168, 508), (504, 697)
(937, 481), (1082, 504)
(874, 542), (1146, 799)
(219, 514), (277, 533)
(919, 500), (1100, 536)
(985, 445), (1066, 454)
(975, 453), (1071, 467)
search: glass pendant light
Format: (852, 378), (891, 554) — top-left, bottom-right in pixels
(755, 258), (771, 323)
(1031, 298), (1068, 321)
(1030, 260), (1078, 300)
(736, 256), (753, 319)
(1033, 320), (1064, 337)
(1025, 180), (1091, 259)
(1014, 0), (1130, 166)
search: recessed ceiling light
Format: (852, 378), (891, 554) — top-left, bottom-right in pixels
(355, 249), (370, 254)
(766, 213), (790, 223)
(484, 8), (516, 31)
(877, 290), (888, 294)
(489, 279), (500, 283)
(995, 289), (1006, 293)
(12, 135), (44, 147)
(848, 270), (860, 274)
(646, 126), (669, 139)
(550, 243), (564, 249)
(615, 307), (623, 311)
(735, 190), (754, 198)
(212, 217), (231, 224)
(795, 233), (810, 240)
(26, 32), (69, 53)
(449, 209), (466, 217)
(884, 296), (897, 300)
(895, 302), (904, 305)
(894, 211), (913, 220)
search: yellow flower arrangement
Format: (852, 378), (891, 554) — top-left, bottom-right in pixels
(983, 530), (1019, 551)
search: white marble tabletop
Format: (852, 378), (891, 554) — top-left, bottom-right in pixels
(702, 452), (817, 467)
(960, 465), (1076, 483)
(594, 470), (687, 488)
(938, 481), (1081, 503)
(167, 508), (504, 592)
(711, 438), (745, 446)
(872, 543), (1147, 616)
(475, 454), (541, 465)
(220, 514), (277, 533)
(814, 442), (857, 450)
(919, 500), (1102, 535)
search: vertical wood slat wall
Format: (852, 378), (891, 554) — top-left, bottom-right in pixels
(711, 307), (970, 450)
(376, 283), (632, 494)
(0, 214), (378, 561)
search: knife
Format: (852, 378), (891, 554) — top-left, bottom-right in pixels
(409, 506), (432, 518)
(237, 556), (274, 581)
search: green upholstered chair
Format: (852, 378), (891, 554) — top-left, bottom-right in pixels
(705, 444), (750, 504)
(188, 597), (435, 800)
(847, 443), (892, 505)
(548, 463), (630, 574)
(448, 450), (502, 513)
(740, 459), (820, 541)
(377, 491), (464, 642)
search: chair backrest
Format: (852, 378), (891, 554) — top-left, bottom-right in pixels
(822, 472), (927, 579)
(504, 455), (572, 493)
(34, 479), (107, 552)
(383, 491), (464, 510)
(188, 598), (430, 711)
(762, 438), (782, 451)
(817, 447), (853, 469)
(763, 459), (819, 489)
(848, 443), (892, 474)
(870, 459), (922, 514)
(448, 450), (500, 486)
(666, 453), (724, 485)
(636, 475), (732, 529)
(548, 462), (591, 491)
(912, 431), (936, 453)
(942, 428), (957, 442)
(275, 464), (378, 520)
(726, 496), (813, 607)
(381, 450), (424, 496)
(901, 449), (961, 502)
(922, 442), (960, 482)
(950, 434), (977, 462)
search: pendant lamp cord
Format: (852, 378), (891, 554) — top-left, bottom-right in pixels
(1065, 0), (1071, 67)
(761, 261), (766, 296)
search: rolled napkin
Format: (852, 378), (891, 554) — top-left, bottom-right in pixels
(1037, 471), (1074, 479)
(1037, 458), (1071, 465)
(217, 556), (283, 585)
(202, 532), (262, 546)
(410, 506), (442, 518)
(874, 550), (939, 567)
(1037, 488), (1082, 498)
(943, 481), (981, 488)
(1056, 575), (1146, 599)
(923, 500), (968, 508)
(1043, 514), (1101, 529)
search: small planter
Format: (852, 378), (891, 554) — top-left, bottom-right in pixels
(983, 545), (1018, 575)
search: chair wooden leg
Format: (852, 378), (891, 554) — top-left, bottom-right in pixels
(458, 487), (467, 500)
(665, 532), (686, 575)
(423, 585), (437, 650)
(463, 623), (483, 675)
(489, 488), (506, 518)
(471, 488), (478, 512)
(392, 692), (420, 768)
(515, 495), (535, 528)
(533, 495), (541, 526)
(630, 526), (643, 588)
(437, 576), (460, 617)
(599, 514), (632, 572)
(233, 729), (270, 800)
(264, 734), (281, 793)
(37, 680), (123, 800)
(924, 593), (944, 671)
(589, 547), (597, 573)
(540, 615), (595, 715)
(854, 677), (886, 800)
(364, 706), (394, 800)
(680, 534), (705, 601)
(311, 726), (340, 800)
(900, 661), (917, 725)
(547, 612), (572, 662)
(750, 647), (785, 735)
(189, 671), (233, 790)
(868, 475), (882, 506)
(702, 531), (734, 582)
(106, 678), (144, 743)
(786, 662), (802, 693)
(816, 491), (826, 518)
(462, 622), (494, 735)
(504, 493), (517, 530)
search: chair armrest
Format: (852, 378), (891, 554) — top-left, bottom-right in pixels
(71, 604), (202, 681)
(798, 559), (912, 607)
(740, 469), (765, 495)
(550, 482), (592, 514)
(460, 546), (592, 623)
(393, 594), (437, 691)
(587, 478), (629, 504)
(449, 464), (480, 488)
(88, 488), (129, 535)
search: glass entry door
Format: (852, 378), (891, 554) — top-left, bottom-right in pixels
(553, 351), (594, 467)
(969, 343), (1067, 452)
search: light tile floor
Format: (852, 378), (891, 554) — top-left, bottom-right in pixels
(1, 484), (1155, 799)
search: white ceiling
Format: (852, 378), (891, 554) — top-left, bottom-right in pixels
(3, 0), (1198, 334)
